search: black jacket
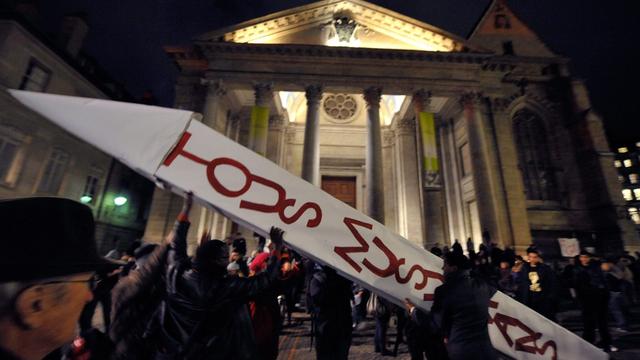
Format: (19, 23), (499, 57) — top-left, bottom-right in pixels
(413, 270), (496, 360)
(516, 262), (556, 304)
(156, 220), (280, 360)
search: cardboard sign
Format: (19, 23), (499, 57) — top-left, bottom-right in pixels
(558, 238), (580, 258)
(8, 90), (607, 360)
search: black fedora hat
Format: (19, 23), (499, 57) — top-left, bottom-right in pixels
(0, 197), (121, 282)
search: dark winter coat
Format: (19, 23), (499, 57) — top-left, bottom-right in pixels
(110, 242), (169, 359)
(309, 266), (353, 360)
(412, 270), (496, 360)
(516, 263), (557, 305)
(156, 220), (281, 360)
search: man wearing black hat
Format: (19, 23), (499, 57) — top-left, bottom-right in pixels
(0, 197), (119, 360)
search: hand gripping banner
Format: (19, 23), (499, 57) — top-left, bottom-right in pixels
(8, 90), (607, 360)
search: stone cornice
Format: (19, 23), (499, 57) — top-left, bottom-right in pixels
(196, 42), (490, 65)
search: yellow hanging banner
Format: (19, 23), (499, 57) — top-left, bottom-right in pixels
(419, 111), (440, 187)
(249, 106), (269, 156)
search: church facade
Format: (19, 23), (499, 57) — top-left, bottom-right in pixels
(144, 0), (639, 256)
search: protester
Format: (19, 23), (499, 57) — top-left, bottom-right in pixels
(405, 251), (496, 360)
(309, 265), (353, 360)
(0, 198), (119, 360)
(602, 259), (630, 332)
(248, 251), (281, 360)
(351, 285), (368, 330)
(574, 250), (615, 352)
(279, 251), (302, 326)
(227, 261), (241, 277)
(516, 249), (557, 320)
(372, 293), (392, 355)
(78, 267), (120, 333)
(497, 260), (517, 298)
(151, 192), (285, 359)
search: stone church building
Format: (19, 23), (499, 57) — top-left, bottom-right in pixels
(144, 0), (639, 256)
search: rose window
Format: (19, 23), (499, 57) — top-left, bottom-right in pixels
(323, 94), (358, 122)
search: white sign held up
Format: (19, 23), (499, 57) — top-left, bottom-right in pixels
(558, 238), (580, 258)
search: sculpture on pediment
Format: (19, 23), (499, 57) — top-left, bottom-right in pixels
(334, 16), (357, 42)
(322, 11), (370, 47)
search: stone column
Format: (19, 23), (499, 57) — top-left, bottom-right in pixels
(301, 85), (323, 185)
(394, 117), (425, 245)
(248, 83), (272, 156)
(200, 79), (226, 132)
(461, 92), (511, 248)
(364, 87), (385, 223)
(413, 90), (446, 249)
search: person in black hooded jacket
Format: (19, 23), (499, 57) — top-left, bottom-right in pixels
(405, 252), (496, 360)
(154, 192), (284, 360)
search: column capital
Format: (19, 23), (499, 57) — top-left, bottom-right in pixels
(363, 87), (382, 108)
(200, 79), (226, 97)
(412, 89), (432, 113)
(395, 117), (415, 132)
(269, 114), (286, 129)
(254, 83), (273, 107)
(304, 84), (323, 104)
(489, 97), (512, 113)
(459, 91), (485, 109)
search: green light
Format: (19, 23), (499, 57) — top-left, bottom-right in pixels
(80, 195), (92, 204)
(113, 196), (128, 206)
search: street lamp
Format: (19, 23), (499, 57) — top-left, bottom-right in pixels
(80, 195), (93, 204)
(113, 195), (128, 206)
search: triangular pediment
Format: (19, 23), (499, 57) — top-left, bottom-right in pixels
(197, 0), (485, 53)
(468, 0), (555, 57)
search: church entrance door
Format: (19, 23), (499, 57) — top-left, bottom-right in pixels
(321, 176), (356, 208)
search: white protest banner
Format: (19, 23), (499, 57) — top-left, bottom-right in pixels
(558, 238), (580, 258)
(8, 90), (606, 360)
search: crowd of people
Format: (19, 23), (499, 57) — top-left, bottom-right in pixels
(1, 195), (638, 359)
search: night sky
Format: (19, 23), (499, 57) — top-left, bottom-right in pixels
(37, 0), (639, 147)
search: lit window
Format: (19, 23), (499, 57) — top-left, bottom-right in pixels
(622, 189), (633, 201)
(618, 147), (629, 153)
(0, 126), (27, 187)
(630, 174), (639, 184)
(615, 160), (622, 168)
(19, 58), (51, 92)
(629, 208), (640, 225)
(624, 159), (632, 168)
(37, 148), (70, 194)
(635, 189), (640, 200)
(618, 175), (625, 182)
(80, 166), (103, 205)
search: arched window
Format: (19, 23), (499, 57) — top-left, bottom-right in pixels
(513, 109), (558, 200)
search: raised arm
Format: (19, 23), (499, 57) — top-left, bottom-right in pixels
(166, 191), (193, 266)
(221, 226), (284, 300)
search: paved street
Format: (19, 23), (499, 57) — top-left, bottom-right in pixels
(277, 306), (640, 359)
